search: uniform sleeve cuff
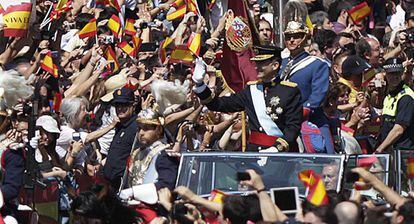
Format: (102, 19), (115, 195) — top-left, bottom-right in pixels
(132, 183), (158, 205)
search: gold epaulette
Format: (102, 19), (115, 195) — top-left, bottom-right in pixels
(281, 81), (297, 88)
(247, 80), (261, 85)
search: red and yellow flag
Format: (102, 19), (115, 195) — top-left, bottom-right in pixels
(167, 5), (187, 21)
(209, 189), (226, 204)
(41, 51), (59, 78)
(186, 0), (199, 14)
(118, 41), (135, 57)
(348, 2), (371, 24)
(172, 0), (185, 8)
(407, 157), (414, 179)
(50, 0), (72, 21)
(298, 170), (329, 206)
(107, 0), (121, 11)
(158, 37), (174, 64)
(3, 3), (32, 37)
(132, 36), (142, 53)
(53, 92), (63, 112)
(187, 32), (201, 56)
(105, 46), (119, 73)
(124, 19), (137, 36)
(108, 14), (122, 38)
(170, 45), (194, 65)
(79, 18), (97, 39)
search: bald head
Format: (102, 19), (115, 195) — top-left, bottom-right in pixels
(334, 201), (361, 224)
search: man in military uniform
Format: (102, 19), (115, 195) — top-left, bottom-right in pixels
(279, 21), (333, 154)
(103, 86), (138, 190)
(119, 108), (179, 223)
(193, 46), (302, 152)
(376, 58), (414, 153)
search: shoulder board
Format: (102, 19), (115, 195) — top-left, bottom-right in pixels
(281, 81), (297, 88)
(247, 80), (261, 85)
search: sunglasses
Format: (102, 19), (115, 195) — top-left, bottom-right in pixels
(285, 33), (305, 40)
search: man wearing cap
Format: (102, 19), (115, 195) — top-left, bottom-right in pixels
(339, 55), (372, 105)
(193, 46), (302, 152)
(280, 21), (332, 153)
(118, 108), (178, 223)
(103, 86), (139, 190)
(376, 58), (414, 153)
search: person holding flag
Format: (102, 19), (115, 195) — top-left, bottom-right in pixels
(193, 46), (302, 152)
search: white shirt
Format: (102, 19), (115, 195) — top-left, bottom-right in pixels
(96, 106), (117, 155)
(55, 125), (88, 167)
(389, 4), (406, 31)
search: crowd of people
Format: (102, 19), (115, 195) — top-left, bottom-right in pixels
(0, 0), (414, 223)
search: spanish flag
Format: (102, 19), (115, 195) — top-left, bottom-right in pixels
(124, 19), (137, 36)
(298, 170), (329, 206)
(408, 157), (414, 179)
(167, 5), (187, 21)
(158, 37), (174, 64)
(209, 189), (226, 204)
(108, 14), (122, 38)
(41, 51), (59, 78)
(3, 3), (32, 37)
(105, 46), (119, 73)
(170, 45), (194, 65)
(186, 0), (199, 14)
(79, 18), (97, 39)
(53, 92), (62, 112)
(132, 36), (142, 53)
(348, 2), (371, 24)
(50, 0), (72, 21)
(118, 41), (135, 57)
(187, 32), (201, 56)
(107, 0), (121, 11)
(172, 0), (185, 8)
(362, 68), (376, 87)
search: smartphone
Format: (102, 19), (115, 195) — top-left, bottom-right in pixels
(236, 172), (251, 181)
(270, 187), (300, 214)
(345, 171), (360, 183)
(72, 132), (81, 142)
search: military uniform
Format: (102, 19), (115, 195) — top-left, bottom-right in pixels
(280, 21), (333, 154)
(193, 45), (302, 151)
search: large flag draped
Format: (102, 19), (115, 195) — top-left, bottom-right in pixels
(221, 0), (259, 92)
(298, 170), (329, 206)
(3, 3), (32, 37)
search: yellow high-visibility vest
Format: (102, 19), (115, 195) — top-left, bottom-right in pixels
(383, 85), (414, 117)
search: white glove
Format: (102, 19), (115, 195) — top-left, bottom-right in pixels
(192, 58), (206, 84)
(119, 188), (134, 200)
(259, 146), (279, 153)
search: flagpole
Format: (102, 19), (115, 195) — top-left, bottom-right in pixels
(40, 4), (54, 30)
(242, 112), (246, 152)
(409, 179), (412, 192)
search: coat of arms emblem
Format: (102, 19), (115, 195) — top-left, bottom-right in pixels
(225, 11), (252, 52)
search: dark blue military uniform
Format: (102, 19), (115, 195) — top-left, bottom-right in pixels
(195, 79), (302, 151)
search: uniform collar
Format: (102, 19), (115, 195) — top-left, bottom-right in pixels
(290, 51), (309, 62)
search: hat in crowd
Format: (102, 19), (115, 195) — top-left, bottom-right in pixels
(36, 115), (60, 134)
(383, 58), (404, 73)
(111, 86), (135, 104)
(136, 108), (164, 126)
(284, 21), (309, 35)
(342, 55), (371, 77)
(251, 45), (283, 62)
(101, 72), (128, 102)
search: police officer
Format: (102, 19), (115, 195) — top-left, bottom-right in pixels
(376, 58), (414, 153)
(103, 86), (138, 190)
(280, 21), (333, 154)
(193, 46), (302, 152)
(119, 108), (179, 223)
